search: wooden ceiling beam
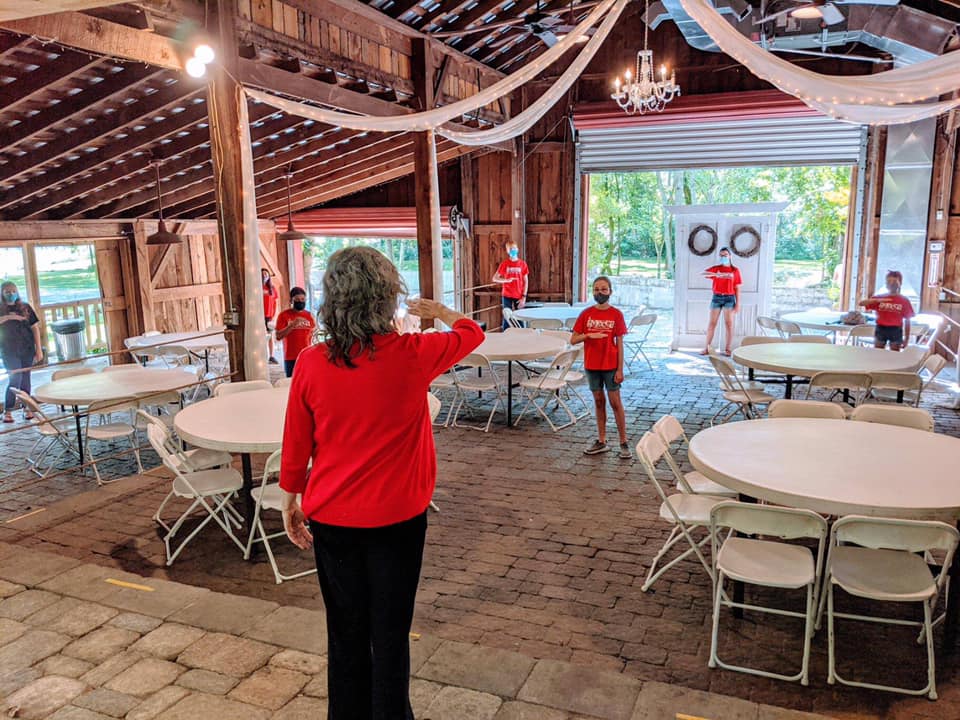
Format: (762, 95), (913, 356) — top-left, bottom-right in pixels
(417, 1), (475, 28)
(0, 79), (200, 186)
(0, 2), (128, 22)
(436, 0), (516, 36)
(0, 63), (161, 153)
(387, 0), (426, 20)
(0, 49), (103, 113)
(0, 11), (181, 70)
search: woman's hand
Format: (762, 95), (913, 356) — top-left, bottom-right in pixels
(33, 349), (43, 365)
(406, 298), (445, 321)
(282, 502), (313, 550)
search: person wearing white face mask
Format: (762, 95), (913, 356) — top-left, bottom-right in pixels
(701, 247), (741, 357)
(492, 240), (529, 330)
(0, 281), (42, 423)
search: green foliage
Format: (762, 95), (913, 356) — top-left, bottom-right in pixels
(588, 166), (850, 284)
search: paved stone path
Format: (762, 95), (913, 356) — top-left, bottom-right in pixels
(0, 541), (837, 720)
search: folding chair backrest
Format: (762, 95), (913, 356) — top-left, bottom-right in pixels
(563, 317), (578, 330)
(652, 414), (687, 445)
(628, 314), (657, 342)
(921, 354), (947, 385)
(740, 335), (782, 347)
(756, 316), (778, 335)
(459, 352), (492, 371)
(709, 355), (744, 393)
(501, 307), (523, 329)
(834, 516), (959, 556)
(11, 389), (54, 425)
(898, 345), (929, 371)
(145, 422), (182, 476)
(52, 367), (95, 381)
(850, 404), (934, 432)
(264, 448), (282, 478)
(158, 344), (190, 365)
(540, 329), (572, 345)
(845, 325), (875, 345)
(635, 432), (673, 499)
(214, 380), (273, 397)
(427, 392), (441, 422)
(776, 320), (802, 337)
(528, 318), (563, 330)
(806, 371), (872, 400)
(868, 372), (922, 397)
(789, 335), (830, 344)
(768, 399), (847, 420)
(712, 501), (827, 541)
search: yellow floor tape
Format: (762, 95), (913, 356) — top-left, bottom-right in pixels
(5, 508), (46, 523)
(676, 715), (710, 720)
(105, 578), (155, 592)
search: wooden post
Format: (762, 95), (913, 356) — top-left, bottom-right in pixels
(131, 221), (156, 333)
(923, 111), (958, 310)
(208, 0), (267, 381)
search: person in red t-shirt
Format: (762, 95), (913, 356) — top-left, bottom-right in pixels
(702, 247), (742, 357)
(572, 276), (630, 458)
(860, 270), (915, 350)
(493, 241), (529, 330)
(274, 286), (316, 377)
(279, 247), (483, 718)
(262, 268), (280, 364)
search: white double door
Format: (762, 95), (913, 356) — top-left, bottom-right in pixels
(670, 203), (784, 351)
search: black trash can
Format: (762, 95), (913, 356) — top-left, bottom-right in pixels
(51, 318), (86, 362)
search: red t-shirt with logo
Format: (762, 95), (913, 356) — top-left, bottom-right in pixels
(496, 259), (529, 299)
(573, 306), (628, 371)
(706, 265), (742, 296)
(276, 309), (316, 361)
(263, 285), (278, 319)
(865, 293), (915, 328)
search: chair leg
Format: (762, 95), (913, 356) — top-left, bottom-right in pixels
(924, 601), (937, 700)
(826, 585), (837, 686)
(708, 572), (723, 669)
(800, 583), (814, 686)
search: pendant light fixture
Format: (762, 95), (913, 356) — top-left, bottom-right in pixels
(146, 159), (184, 245)
(277, 166), (306, 243)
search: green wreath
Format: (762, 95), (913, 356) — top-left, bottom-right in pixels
(730, 225), (761, 258)
(687, 224), (717, 257)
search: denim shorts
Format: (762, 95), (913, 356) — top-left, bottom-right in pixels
(710, 294), (737, 310)
(586, 369), (621, 392)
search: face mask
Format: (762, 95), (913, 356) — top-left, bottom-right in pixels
(292, 300), (306, 311)
(2, 291), (17, 303)
(262, 276), (269, 286)
(720, 256), (731, 266)
(886, 283), (900, 294)
(508, 250), (519, 260)
(593, 292), (610, 305)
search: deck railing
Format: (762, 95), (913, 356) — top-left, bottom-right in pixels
(39, 298), (108, 356)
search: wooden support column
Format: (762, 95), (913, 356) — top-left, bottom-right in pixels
(131, 222), (156, 333)
(459, 155), (477, 316)
(510, 90), (526, 254)
(924, 110), (958, 309)
(208, 0), (266, 381)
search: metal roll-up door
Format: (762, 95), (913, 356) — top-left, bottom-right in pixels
(577, 116), (865, 172)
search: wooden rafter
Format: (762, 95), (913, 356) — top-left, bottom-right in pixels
(0, 49), (103, 113)
(0, 2), (129, 22)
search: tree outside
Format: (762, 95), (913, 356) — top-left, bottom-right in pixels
(588, 166), (851, 293)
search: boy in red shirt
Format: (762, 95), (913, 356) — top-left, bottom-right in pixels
(263, 268), (280, 364)
(572, 276), (630, 458)
(860, 270), (914, 350)
(275, 286), (316, 377)
(493, 241), (529, 330)
(702, 247), (742, 356)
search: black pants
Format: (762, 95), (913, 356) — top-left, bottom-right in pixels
(284, 359), (297, 377)
(310, 511), (427, 720)
(3, 351), (34, 412)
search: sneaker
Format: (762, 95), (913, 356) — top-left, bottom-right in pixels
(583, 440), (609, 455)
(2, 413), (12, 424)
(268, 357), (279, 365)
(619, 443), (631, 459)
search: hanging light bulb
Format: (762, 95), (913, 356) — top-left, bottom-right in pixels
(147, 160), (184, 246)
(194, 43), (215, 65)
(277, 168), (307, 243)
(185, 56), (206, 78)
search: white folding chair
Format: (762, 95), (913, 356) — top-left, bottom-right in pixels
(563, 316), (578, 330)
(501, 307), (524, 330)
(428, 368), (458, 428)
(145, 423), (246, 565)
(527, 318), (564, 330)
(213, 380), (273, 397)
(636, 431), (726, 592)
(156, 343), (191, 368)
(898, 345), (930, 372)
(740, 335), (783, 347)
(818, 515), (959, 700)
(244, 449), (317, 584)
(11, 390), (79, 477)
(805, 371), (872, 408)
(135, 410), (233, 473)
(850, 404), (934, 432)
(274, 377), (293, 388)
(709, 502), (827, 685)
(709, 355), (775, 424)
(451, 353), (505, 433)
(624, 314), (657, 370)
(756, 316), (779, 336)
(513, 349), (583, 432)
(651, 415), (736, 497)
(84, 399), (143, 485)
(775, 320), (803, 338)
(867, 371), (923, 407)
(789, 335), (831, 344)
(768, 399), (848, 420)
(844, 325), (875, 347)
(51, 367), (95, 381)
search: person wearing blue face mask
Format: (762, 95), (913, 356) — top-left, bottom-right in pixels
(492, 241), (529, 330)
(0, 281), (42, 423)
(701, 247), (742, 357)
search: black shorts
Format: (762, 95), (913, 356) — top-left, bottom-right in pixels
(875, 325), (903, 345)
(710, 294), (737, 310)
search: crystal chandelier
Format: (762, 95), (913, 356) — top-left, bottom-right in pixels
(611, 0), (680, 114)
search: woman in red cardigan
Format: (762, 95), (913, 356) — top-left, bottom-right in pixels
(279, 246), (483, 719)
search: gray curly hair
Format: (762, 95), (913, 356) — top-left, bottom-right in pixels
(321, 246), (406, 368)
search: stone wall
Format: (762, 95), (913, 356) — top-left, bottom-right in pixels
(605, 275), (834, 316)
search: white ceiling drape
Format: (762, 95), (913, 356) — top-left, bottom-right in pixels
(677, 0), (960, 124)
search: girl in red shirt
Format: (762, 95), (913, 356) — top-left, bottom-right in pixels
(702, 247), (742, 356)
(274, 286), (315, 377)
(572, 276), (630, 459)
(278, 247), (483, 719)
(262, 268), (279, 364)
(493, 240), (529, 330)
(861, 270), (915, 350)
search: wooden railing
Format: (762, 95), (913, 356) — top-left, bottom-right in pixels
(39, 298), (108, 355)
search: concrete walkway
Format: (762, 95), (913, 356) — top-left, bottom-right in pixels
(0, 542), (833, 720)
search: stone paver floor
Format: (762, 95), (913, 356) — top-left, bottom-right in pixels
(0, 541), (839, 720)
(2, 344), (960, 718)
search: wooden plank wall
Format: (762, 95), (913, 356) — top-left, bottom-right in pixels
(469, 151), (513, 329)
(150, 231), (226, 333)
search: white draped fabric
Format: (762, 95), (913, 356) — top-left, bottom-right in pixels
(438, 0), (630, 145)
(243, 0), (617, 134)
(678, 0), (960, 124)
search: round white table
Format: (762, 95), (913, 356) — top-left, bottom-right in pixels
(126, 330), (228, 372)
(475, 330), (568, 425)
(690, 417), (960, 647)
(34, 367), (198, 458)
(732, 343), (919, 398)
(513, 306), (583, 324)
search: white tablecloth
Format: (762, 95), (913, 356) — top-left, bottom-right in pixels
(34, 367), (198, 406)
